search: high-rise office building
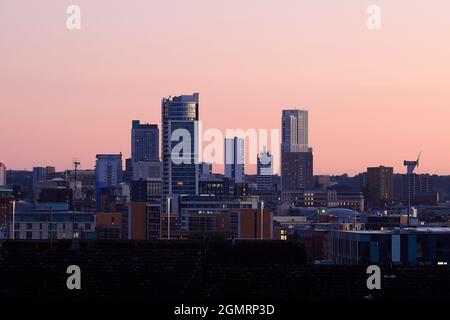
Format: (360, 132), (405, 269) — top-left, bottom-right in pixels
(281, 109), (313, 191)
(257, 148), (273, 190)
(131, 120), (159, 162)
(0, 162), (6, 186)
(366, 166), (394, 209)
(224, 137), (244, 183)
(161, 93), (199, 201)
(281, 109), (309, 153)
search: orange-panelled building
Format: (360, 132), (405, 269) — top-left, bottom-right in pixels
(230, 208), (273, 240)
(96, 212), (122, 240)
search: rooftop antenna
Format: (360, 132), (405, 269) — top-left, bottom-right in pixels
(403, 152), (421, 226)
(72, 158), (80, 240)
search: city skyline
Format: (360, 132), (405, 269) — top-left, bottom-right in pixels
(0, 100), (446, 177)
(1, 100), (445, 176)
(2, 1), (450, 175)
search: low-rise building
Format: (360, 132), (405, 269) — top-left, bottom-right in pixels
(328, 227), (450, 265)
(96, 212), (122, 240)
(281, 189), (364, 212)
(11, 202), (96, 240)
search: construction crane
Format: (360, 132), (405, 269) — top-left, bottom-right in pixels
(403, 152), (421, 226)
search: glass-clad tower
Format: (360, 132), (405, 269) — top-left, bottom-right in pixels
(161, 93), (199, 202)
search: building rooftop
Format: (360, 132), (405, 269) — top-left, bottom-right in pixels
(341, 227), (450, 235)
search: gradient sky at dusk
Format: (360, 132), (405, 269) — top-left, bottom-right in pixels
(1, 0), (450, 175)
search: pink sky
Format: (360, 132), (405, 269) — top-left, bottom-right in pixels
(1, 0), (450, 175)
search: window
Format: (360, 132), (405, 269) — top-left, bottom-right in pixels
(26, 231), (32, 240)
(85, 223), (91, 231)
(26, 223), (32, 230)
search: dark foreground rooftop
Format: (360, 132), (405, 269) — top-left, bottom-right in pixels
(0, 240), (450, 301)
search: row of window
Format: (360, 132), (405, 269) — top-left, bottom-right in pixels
(14, 223), (92, 231)
(14, 231), (80, 240)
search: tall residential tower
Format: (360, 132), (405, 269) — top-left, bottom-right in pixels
(161, 93), (199, 201)
(281, 109), (313, 192)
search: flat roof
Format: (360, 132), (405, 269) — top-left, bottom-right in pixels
(339, 227), (450, 235)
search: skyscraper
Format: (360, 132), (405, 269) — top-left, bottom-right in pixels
(161, 93), (199, 201)
(281, 109), (314, 191)
(224, 137), (245, 183)
(0, 162), (6, 186)
(257, 148), (273, 190)
(131, 120), (159, 162)
(281, 110), (309, 153)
